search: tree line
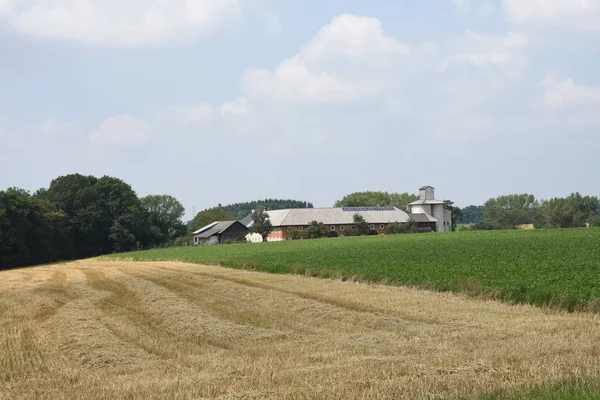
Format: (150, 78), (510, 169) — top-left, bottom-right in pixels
(0, 174), (187, 270)
(461, 193), (600, 230)
(222, 199), (314, 220)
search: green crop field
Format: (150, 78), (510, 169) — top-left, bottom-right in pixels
(107, 228), (600, 312)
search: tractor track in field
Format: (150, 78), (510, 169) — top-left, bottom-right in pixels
(1, 259), (600, 399)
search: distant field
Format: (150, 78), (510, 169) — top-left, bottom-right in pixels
(108, 228), (600, 312)
(2, 260), (600, 399)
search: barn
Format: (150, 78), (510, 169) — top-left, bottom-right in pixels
(193, 221), (249, 245)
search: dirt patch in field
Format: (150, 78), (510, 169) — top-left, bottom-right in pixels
(1, 259), (600, 399)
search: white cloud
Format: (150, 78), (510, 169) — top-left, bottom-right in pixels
(304, 14), (409, 60)
(41, 118), (79, 137)
(440, 31), (527, 71)
(89, 114), (150, 144)
(243, 58), (363, 104)
(0, 0), (10, 14)
(452, 0), (495, 16)
(504, 0), (600, 33)
(259, 11), (282, 36)
(157, 104), (213, 126)
(539, 71), (600, 109)
(243, 14), (410, 104)
(1, 0), (244, 46)
(220, 98), (250, 116)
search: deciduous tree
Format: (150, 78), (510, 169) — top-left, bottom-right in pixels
(192, 208), (234, 232)
(305, 221), (328, 239)
(335, 191), (418, 211)
(483, 194), (539, 229)
(141, 195), (186, 240)
(353, 214), (371, 236)
(251, 208), (273, 241)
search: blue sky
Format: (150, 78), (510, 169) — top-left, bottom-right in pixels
(1, 0), (599, 218)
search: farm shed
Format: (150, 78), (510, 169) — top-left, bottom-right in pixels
(408, 186), (452, 232)
(193, 221), (249, 245)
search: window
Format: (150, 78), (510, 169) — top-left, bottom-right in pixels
(299, 226), (304, 231)
(331, 225), (336, 231)
(340, 225), (345, 230)
(380, 224), (385, 230)
(370, 224), (375, 230)
(287, 227), (292, 232)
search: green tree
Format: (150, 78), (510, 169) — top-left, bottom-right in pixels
(39, 174), (101, 257)
(223, 199), (314, 220)
(385, 220), (415, 234)
(305, 221), (328, 239)
(108, 220), (136, 252)
(0, 188), (70, 269)
(141, 195), (186, 241)
(461, 205), (484, 224)
(192, 207), (234, 231)
(353, 214), (371, 236)
(288, 228), (304, 240)
(483, 194), (539, 229)
(251, 208), (273, 241)
(335, 191), (418, 211)
(535, 193), (599, 228)
(93, 176), (143, 254)
(41, 174), (144, 256)
(444, 200), (463, 232)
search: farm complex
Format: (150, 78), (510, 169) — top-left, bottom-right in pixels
(194, 186), (452, 244)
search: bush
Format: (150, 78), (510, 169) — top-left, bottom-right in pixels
(386, 221), (415, 234)
(288, 228), (304, 240)
(470, 221), (501, 231)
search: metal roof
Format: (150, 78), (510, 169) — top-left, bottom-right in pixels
(193, 221), (219, 235)
(245, 207), (412, 227)
(239, 214), (254, 227)
(409, 199), (446, 205)
(193, 221), (237, 238)
(409, 213), (438, 223)
(419, 186), (435, 190)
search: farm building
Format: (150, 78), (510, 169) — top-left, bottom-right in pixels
(193, 221), (249, 245)
(244, 206), (413, 242)
(408, 186), (452, 233)
(243, 186), (453, 242)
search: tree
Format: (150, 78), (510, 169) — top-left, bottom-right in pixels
(93, 176), (143, 254)
(251, 208), (273, 241)
(461, 205), (484, 224)
(192, 207), (234, 232)
(223, 199), (314, 220)
(288, 228), (304, 240)
(305, 221), (328, 239)
(444, 200), (463, 232)
(535, 193), (599, 229)
(353, 214), (371, 236)
(385, 220), (415, 234)
(141, 195), (186, 241)
(335, 191), (419, 212)
(108, 220), (136, 252)
(0, 188), (70, 269)
(40, 174), (144, 256)
(39, 174), (101, 258)
(483, 194), (539, 229)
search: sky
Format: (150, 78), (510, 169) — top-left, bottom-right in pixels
(0, 0), (599, 219)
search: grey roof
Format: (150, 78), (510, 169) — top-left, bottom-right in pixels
(239, 214), (253, 227)
(409, 199), (446, 205)
(245, 207), (412, 227)
(409, 213), (438, 223)
(193, 221), (237, 238)
(419, 186), (435, 190)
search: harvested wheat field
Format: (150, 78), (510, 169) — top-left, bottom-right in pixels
(1, 260), (600, 399)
